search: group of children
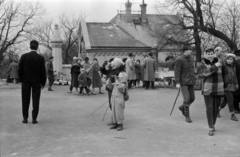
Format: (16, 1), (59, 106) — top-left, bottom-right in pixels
(199, 47), (240, 136)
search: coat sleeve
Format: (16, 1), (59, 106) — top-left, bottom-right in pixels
(18, 55), (25, 82)
(40, 57), (47, 86)
(222, 65), (229, 88)
(174, 58), (182, 84)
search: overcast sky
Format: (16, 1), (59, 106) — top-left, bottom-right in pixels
(37, 0), (159, 22)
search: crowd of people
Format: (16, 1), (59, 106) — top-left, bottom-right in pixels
(17, 40), (240, 135)
(174, 45), (240, 136)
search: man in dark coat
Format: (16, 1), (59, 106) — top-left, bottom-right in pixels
(18, 40), (46, 124)
(233, 50), (240, 113)
(46, 56), (54, 91)
(143, 53), (156, 89)
(174, 45), (196, 123)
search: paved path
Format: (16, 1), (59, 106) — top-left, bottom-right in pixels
(0, 84), (240, 157)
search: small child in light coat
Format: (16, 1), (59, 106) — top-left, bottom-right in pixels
(109, 71), (128, 131)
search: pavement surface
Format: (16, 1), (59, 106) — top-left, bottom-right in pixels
(0, 84), (240, 157)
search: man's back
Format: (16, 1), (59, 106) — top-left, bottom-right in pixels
(18, 51), (46, 86)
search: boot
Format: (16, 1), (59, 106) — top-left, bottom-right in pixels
(110, 123), (118, 129)
(184, 106), (192, 123)
(231, 114), (238, 121)
(117, 124), (123, 131)
(217, 109), (221, 118)
(178, 105), (185, 116)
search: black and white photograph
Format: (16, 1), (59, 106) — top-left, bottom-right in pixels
(0, 0), (240, 156)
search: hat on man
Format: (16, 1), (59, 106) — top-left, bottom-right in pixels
(182, 44), (192, 51)
(128, 53), (133, 57)
(80, 68), (85, 71)
(49, 56), (54, 60)
(73, 56), (77, 60)
(226, 53), (236, 59)
(234, 50), (240, 56)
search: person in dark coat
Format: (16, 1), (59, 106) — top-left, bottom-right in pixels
(71, 58), (82, 94)
(218, 53), (239, 121)
(18, 40), (46, 124)
(68, 56), (77, 93)
(233, 50), (240, 113)
(45, 56), (54, 91)
(134, 60), (141, 87)
(143, 53), (156, 89)
(174, 45), (196, 123)
(8, 60), (19, 84)
(89, 58), (103, 94)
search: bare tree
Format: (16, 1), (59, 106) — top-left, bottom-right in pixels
(59, 13), (87, 64)
(155, 0), (240, 62)
(0, 0), (45, 63)
(24, 18), (54, 52)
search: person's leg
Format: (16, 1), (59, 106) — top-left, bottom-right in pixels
(110, 99), (118, 129)
(233, 95), (240, 112)
(180, 86), (192, 123)
(32, 83), (41, 123)
(99, 87), (104, 94)
(226, 92), (238, 121)
(213, 96), (221, 127)
(21, 82), (31, 122)
(151, 81), (155, 89)
(188, 85), (195, 105)
(84, 87), (89, 94)
(145, 81), (150, 89)
(204, 95), (214, 136)
(79, 87), (83, 94)
(116, 101), (125, 131)
(219, 95), (227, 110)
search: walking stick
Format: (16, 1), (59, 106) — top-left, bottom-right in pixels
(170, 88), (181, 116)
(102, 106), (109, 121)
(90, 100), (108, 115)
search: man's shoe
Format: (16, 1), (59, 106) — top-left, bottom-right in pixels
(32, 120), (38, 124)
(22, 119), (28, 124)
(231, 114), (238, 121)
(110, 124), (118, 129)
(48, 88), (54, 91)
(208, 129), (214, 136)
(117, 124), (123, 131)
(185, 116), (192, 123)
(179, 106), (185, 116)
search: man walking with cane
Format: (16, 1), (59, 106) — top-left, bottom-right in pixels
(174, 45), (196, 123)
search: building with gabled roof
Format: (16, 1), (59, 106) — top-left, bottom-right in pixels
(78, 0), (185, 65)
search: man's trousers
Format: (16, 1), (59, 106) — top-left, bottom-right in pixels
(21, 82), (41, 120)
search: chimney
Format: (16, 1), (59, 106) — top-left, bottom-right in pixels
(125, 0), (132, 15)
(140, 0), (147, 22)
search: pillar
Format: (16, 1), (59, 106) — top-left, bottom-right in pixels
(51, 24), (63, 74)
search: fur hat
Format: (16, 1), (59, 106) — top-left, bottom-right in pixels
(226, 53), (236, 59)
